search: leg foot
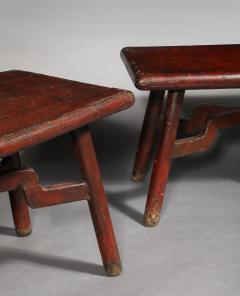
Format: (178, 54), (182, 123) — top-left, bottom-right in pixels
(72, 126), (121, 276)
(144, 91), (185, 227)
(15, 227), (32, 237)
(132, 91), (165, 181)
(104, 261), (122, 277)
(7, 154), (32, 236)
(143, 208), (160, 227)
(132, 170), (145, 182)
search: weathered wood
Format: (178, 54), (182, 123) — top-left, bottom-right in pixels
(132, 91), (165, 181)
(71, 126), (121, 277)
(144, 91), (184, 227)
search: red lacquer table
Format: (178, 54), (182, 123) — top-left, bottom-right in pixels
(0, 70), (134, 276)
(121, 44), (240, 227)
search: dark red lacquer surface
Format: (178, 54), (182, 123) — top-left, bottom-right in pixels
(121, 44), (240, 90)
(0, 70), (134, 157)
(0, 70), (134, 276)
(121, 44), (240, 227)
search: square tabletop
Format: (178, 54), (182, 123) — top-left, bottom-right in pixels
(0, 70), (134, 157)
(121, 44), (240, 90)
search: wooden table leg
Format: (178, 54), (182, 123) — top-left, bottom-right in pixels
(132, 91), (165, 181)
(8, 154), (32, 236)
(71, 126), (121, 277)
(144, 91), (185, 227)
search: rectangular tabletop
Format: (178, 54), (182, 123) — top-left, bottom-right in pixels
(121, 44), (240, 90)
(0, 70), (134, 157)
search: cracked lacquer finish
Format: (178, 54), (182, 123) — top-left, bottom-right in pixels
(0, 70), (134, 276)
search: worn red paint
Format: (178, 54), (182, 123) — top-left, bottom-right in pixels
(121, 44), (240, 90)
(121, 44), (240, 227)
(0, 70), (135, 276)
(0, 70), (134, 157)
(0, 165), (89, 208)
(174, 105), (240, 158)
(144, 91), (184, 226)
(72, 126), (122, 276)
(132, 91), (165, 182)
(7, 154), (32, 236)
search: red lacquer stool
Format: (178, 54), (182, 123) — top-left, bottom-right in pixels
(0, 70), (134, 276)
(121, 44), (240, 227)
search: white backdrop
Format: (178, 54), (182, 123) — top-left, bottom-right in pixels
(0, 1), (240, 296)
